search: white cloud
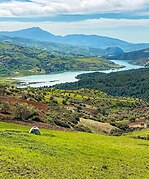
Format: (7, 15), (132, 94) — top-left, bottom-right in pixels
(0, 0), (149, 17)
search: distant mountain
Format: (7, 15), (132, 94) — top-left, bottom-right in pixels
(0, 27), (129, 49)
(0, 35), (124, 57)
(103, 47), (124, 56)
(59, 34), (130, 49)
(0, 27), (56, 42)
(1, 27), (149, 52)
(113, 48), (149, 67)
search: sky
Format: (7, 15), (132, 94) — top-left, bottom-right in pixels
(0, 0), (149, 43)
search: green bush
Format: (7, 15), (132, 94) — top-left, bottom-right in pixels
(54, 119), (70, 128)
(13, 103), (37, 120)
(74, 123), (92, 133)
(0, 101), (10, 114)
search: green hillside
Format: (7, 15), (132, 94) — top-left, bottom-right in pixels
(0, 35), (103, 56)
(55, 68), (149, 102)
(0, 122), (149, 178)
(0, 42), (121, 76)
(1, 86), (149, 135)
(113, 48), (149, 67)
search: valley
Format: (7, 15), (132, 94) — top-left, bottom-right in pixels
(13, 60), (142, 88)
(0, 26), (149, 179)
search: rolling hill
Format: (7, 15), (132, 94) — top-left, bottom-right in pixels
(1, 27), (149, 51)
(0, 42), (121, 76)
(0, 35), (124, 57)
(114, 48), (149, 67)
(0, 86), (148, 134)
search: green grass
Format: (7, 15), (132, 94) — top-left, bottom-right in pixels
(0, 122), (149, 178)
(128, 128), (149, 138)
(0, 77), (16, 85)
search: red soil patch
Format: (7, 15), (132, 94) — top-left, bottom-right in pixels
(0, 96), (49, 111)
(82, 107), (97, 115)
(0, 95), (49, 119)
(123, 119), (147, 128)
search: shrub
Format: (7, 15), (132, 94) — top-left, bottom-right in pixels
(54, 119), (70, 128)
(31, 116), (43, 122)
(110, 128), (123, 136)
(110, 122), (133, 133)
(71, 117), (80, 124)
(13, 103), (37, 120)
(0, 101), (10, 114)
(49, 98), (58, 105)
(0, 85), (6, 96)
(97, 107), (109, 116)
(62, 100), (67, 105)
(74, 123), (92, 133)
(129, 117), (136, 122)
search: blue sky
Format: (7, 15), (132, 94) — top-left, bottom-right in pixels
(0, 0), (149, 43)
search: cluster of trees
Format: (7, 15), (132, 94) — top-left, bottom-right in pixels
(55, 68), (149, 102)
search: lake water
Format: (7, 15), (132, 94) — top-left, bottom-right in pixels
(14, 60), (143, 88)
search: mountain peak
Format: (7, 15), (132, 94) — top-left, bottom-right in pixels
(19, 27), (48, 33)
(0, 27), (56, 41)
(26, 27), (43, 31)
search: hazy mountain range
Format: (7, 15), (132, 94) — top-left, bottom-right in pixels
(0, 27), (149, 52)
(0, 27), (149, 69)
(0, 35), (124, 57)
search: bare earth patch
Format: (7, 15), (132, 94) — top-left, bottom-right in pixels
(80, 118), (118, 134)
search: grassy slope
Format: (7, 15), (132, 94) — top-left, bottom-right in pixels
(0, 77), (16, 85)
(0, 122), (149, 179)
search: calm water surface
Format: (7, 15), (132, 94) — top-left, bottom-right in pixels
(14, 60), (143, 88)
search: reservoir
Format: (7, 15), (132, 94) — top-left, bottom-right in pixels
(14, 60), (143, 88)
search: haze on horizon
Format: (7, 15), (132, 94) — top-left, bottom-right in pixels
(0, 0), (149, 43)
